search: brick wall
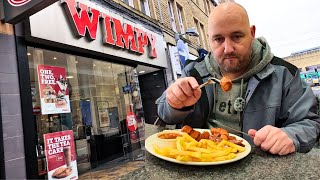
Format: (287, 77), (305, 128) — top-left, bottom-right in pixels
(0, 22), (26, 179)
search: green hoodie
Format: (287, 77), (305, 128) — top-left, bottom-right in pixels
(205, 37), (274, 132)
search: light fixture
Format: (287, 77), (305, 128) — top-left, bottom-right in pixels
(139, 70), (145, 74)
(75, 61), (78, 64)
(66, 76), (73, 79)
(27, 53), (31, 56)
(53, 57), (57, 60)
(93, 64), (96, 66)
(175, 27), (199, 40)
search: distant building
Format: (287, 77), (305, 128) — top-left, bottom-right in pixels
(284, 46), (320, 72)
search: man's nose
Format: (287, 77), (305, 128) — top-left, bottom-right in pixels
(223, 39), (235, 54)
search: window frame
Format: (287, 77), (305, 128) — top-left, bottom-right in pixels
(168, 0), (177, 32)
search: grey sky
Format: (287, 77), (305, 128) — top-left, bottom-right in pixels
(236, 0), (320, 57)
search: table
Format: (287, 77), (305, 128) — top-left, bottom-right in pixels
(119, 124), (320, 180)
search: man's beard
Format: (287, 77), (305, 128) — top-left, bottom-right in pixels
(219, 48), (252, 74)
(220, 53), (243, 73)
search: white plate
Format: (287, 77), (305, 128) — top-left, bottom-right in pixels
(145, 129), (251, 165)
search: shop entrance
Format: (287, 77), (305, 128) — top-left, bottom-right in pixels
(27, 47), (145, 179)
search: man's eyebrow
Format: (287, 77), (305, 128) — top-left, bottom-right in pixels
(232, 31), (245, 35)
(211, 34), (222, 38)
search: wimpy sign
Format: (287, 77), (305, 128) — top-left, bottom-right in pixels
(46, 134), (71, 155)
(39, 69), (55, 84)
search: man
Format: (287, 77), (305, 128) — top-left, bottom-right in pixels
(156, 2), (320, 155)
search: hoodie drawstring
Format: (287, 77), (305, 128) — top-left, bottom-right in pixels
(234, 78), (246, 112)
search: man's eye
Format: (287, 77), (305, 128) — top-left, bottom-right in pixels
(214, 37), (224, 43)
(232, 35), (242, 41)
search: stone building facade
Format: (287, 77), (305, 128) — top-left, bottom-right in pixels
(111, 0), (218, 81)
(284, 47), (320, 71)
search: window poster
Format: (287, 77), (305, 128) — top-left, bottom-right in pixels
(37, 65), (71, 114)
(44, 130), (78, 180)
(97, 101), (110, 127)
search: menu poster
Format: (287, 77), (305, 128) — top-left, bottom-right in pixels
(97, 101), (110, 127)
(44, 130), (78, 180)
(37, 65), (71, 114)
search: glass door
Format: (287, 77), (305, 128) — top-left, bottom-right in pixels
(27, 47), (145, 179)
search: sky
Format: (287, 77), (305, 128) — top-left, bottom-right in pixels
(235, 0), (320, 57)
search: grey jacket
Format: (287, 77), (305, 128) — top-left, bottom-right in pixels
(156, 56), (320, 153)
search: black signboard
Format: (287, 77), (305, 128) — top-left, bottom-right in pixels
(2, 0), (58, 24)
(0, 0), (5, 21)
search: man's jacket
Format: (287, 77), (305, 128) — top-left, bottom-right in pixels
(156, 56), (320, 153)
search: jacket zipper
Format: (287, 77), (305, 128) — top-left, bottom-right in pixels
(240, 90), (251, 133)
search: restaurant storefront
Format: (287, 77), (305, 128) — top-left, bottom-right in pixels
(12, 0), (168, 179)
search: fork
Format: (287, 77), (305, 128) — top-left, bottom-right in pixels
(198, 77), (221, 89)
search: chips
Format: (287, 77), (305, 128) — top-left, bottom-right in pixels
(153, 132), (245, 162)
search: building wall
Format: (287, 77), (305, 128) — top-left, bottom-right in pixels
(112, 0), (216, 54)
(284, 49), (320, 71)
(0, 22), (26, 179)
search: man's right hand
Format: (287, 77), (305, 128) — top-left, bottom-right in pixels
(166, 77), (202, 109)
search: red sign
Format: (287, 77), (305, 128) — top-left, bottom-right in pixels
(37, 65), (71, 115)
(2, 0), (57, 24)
(126, 111), (138, 132)
(61, 0), (157, 58)
(7, 0), (31, 7)
(32, 106), (41, 115)
(44, 130), (78, 180)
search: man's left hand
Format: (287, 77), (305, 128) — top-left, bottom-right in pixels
(248, 125), (295, 155)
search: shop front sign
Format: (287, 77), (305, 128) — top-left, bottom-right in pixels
(37, 65), (71, 115)
(61, 0), (157, 58)
(29, 1), (168, 68)
(2, 0), (57, 23)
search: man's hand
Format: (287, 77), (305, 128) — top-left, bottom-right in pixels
(248, 125), (295, 155)
(166, 77), (201, 109)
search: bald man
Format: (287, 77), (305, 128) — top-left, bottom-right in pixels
(156, 2), (320, 155)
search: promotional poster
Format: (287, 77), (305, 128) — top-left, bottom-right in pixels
(44, 130), (78, 180)
(37, 65), (71, 114)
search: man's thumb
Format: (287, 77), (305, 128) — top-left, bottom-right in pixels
(248, 129), (257, 138)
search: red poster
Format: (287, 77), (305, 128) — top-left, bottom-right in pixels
(37, 65), (71, 114)
(44, 130), (78, 180)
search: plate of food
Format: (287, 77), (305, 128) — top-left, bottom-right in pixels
(145, 125), (251, 165)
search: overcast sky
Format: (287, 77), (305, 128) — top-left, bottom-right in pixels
(235, 0), (320, 57)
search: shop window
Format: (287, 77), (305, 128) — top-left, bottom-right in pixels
(27, 47), (145, 178)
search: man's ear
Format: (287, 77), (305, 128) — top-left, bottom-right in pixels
(250, 25), (256, 38)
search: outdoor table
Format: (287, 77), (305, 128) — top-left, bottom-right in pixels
(119, 124), (320, 180)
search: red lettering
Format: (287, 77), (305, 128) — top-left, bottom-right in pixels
(113, 19), (138, 52)
(61, 0), (157, 58)
(61, 0), (100, 40)
(135, 28), (148, 54)
(101, 13), (115, 45)
(147, 33), (157, 58)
